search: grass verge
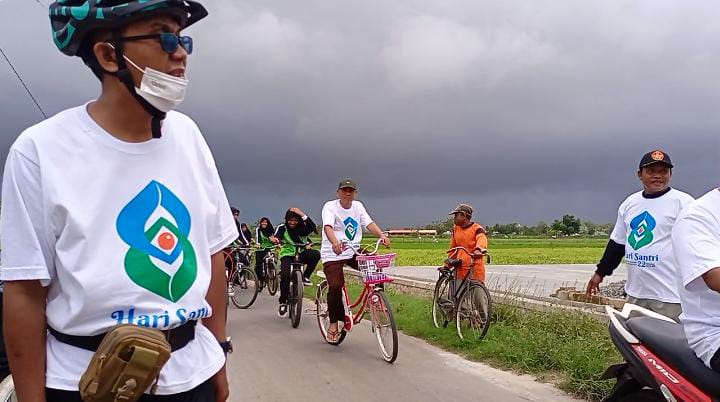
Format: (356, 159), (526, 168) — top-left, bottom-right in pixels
(309, 275), (618, 401)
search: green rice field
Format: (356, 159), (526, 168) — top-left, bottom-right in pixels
(369, 236), (607, 265)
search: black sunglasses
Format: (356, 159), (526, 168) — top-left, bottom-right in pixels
(117, 32), (193, 55)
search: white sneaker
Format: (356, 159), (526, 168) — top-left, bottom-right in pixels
(278, 304), (288, 318)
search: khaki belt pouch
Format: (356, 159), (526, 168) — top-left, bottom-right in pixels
(79, 324), (171, 402)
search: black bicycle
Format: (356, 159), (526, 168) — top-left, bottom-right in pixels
(259, 246), (279, 296)
(224, 244), (259, 309)
(285, 242), (313, 328)
(431, 246), (492, 340)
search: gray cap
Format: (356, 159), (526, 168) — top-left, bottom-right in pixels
(449, 203), (473, 217)
(338, 178), (357, 190)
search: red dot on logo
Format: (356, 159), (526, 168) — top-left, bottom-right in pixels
(158, 232), (175, 251)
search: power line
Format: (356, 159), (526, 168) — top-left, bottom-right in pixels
(0, 45), (48, 119)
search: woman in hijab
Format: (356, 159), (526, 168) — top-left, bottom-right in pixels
(255, 217), (275, 287)
(271, 208), (320, 317)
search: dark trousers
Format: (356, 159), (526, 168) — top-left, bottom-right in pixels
(711, 348), (720, 372)
(279, 249), (320, 304)
(46, 378), (215, 402)
(323, 258), (358, 323)
(237, 250), (250, 267)
(0, 295), (9, 380)
(255, 249), (269, 282)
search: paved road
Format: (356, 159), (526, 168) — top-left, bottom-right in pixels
(226, 291), (581, 402)
(386, 264), (628, 297)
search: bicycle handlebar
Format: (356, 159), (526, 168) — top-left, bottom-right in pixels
(344, 238), (386, 256)
(446, 246), (491, 265)
(228, 243), (252, 251)
(447, 246), (487, 256)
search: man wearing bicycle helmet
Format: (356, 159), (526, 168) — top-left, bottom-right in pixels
(1, 1), (235, 400)
(448, 204), (488, 282)
(270, 208), (320, 317)
(321, 179), (390, 343)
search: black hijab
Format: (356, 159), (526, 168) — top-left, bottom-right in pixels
(258, 217), (274, 238)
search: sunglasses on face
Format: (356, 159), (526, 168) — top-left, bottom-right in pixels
(117, 32), (194, 55)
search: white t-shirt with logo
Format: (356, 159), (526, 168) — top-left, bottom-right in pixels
(0, 104), (237, 393)
(321, 200), (373, 262)
(609, 189), (694, 303)
(673, 189), (720, 367)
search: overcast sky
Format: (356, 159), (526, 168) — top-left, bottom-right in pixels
(1, 0), (718, 227)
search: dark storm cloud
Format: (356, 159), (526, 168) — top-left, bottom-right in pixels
(1, 0), (718, 227)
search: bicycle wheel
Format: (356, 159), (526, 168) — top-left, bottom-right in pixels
(315, 280), (347, 345)
(370, 290), (398, 363)
(267, 260), (279, 296)
(431, 275), (453, 329)
(290, 270), (304, 328)
(456, 282), (492, 341)
(0, 375), (15, 402)
(230, 268), (259, 309)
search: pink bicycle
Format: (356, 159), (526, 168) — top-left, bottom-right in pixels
(314, 239), (399, 363)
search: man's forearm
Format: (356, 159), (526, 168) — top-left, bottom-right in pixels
(204, 252), (227, 342)
(324, 225), (339, 244)
(595, 240), (625, 277)
(4, 280), (47, 402)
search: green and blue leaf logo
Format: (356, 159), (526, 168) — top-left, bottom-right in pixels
(117, 181), (196, 302)
(343, 217), (358, 240)
(628, 211), (656, 251)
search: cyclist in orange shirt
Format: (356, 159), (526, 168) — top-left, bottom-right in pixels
(448, 204), (488, 282)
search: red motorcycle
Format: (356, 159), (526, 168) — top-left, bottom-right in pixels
(602, 303), (720, 401)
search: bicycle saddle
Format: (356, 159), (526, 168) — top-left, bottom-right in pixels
(444, 258), (462, 268)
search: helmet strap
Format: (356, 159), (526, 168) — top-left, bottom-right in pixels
(110, 30), (166, 139)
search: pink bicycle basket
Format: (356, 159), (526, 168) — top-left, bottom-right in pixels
(357, 253), (397, 284)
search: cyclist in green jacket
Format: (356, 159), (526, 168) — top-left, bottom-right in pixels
(271, 208), (320, 317)
(254, 217), (275, 287)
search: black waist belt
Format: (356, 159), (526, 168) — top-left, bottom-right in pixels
(48, 320), (197, 352)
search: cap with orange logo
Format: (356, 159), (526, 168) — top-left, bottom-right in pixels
(639, 149), (673, 169)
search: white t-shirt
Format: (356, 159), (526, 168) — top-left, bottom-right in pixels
(673, 188), (720, 367)
(0, 104), (237, 393)
(609, 188), (694, 302)
(320, 200), (373, 262)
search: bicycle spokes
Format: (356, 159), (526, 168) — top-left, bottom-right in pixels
(229, 269), (259, 309)
(456, 285), (491, 341)
(370, 291), (398, 363)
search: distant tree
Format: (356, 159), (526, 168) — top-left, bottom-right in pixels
(534, 221), (549, 236)
(424, 217), (454, 235)
(426, 215), (610, 238)
(583, 220), (598, 236)
(551, 214), (581, 235)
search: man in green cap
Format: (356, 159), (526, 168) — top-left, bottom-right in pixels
(320, 178), (390, 342)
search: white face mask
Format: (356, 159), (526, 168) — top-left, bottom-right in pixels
(107, 43), (188, 112)
(125, 56), (188, 112)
